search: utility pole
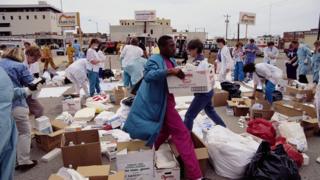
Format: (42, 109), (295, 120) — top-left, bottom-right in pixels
(317, 14), (320, 40)
(224, 14), (231, 40)
(237, 23), (240, 42)
(268, 3), (272, 35)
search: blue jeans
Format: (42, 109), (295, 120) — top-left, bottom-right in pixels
(87, 70), (101, 97)
(234, 61), (244, 81)
(265, 80), (275, 103)
(184, 90), (226, 130)
(123, 70), (132, 87)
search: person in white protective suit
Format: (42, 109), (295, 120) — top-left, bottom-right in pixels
(65, 58), (89, 96)
(263, 41), (279, 65)
(215, 38), (233, 82)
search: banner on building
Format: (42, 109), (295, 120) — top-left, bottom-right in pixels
(57, 12), (80, 27)
(239, 12), (256, 25)
(135, 10), (156, 22)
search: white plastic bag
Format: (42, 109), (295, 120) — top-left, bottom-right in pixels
(94, 111), (115, 125)
(278, 122), (308, 152)
(206, 126), (259, 179)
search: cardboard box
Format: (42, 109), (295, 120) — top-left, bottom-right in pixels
(301, 118), (319, 137)
(62, 94), (81, 115)
(250, 99), (274, 120)
(77, 165), (125, 180)
(113, 86), (126, 105)
(34, 120), (67, 152)
(227, 98), (252, 116)
(167, 66), (215, 96)
(273, 101), (316, 119)
(61, 130), (102, 168)
(169, 132), (209, 177)
(116, 140), (154, 180)
(49, 166), (125, 180)
(155, 162), (180, 180)
(212, 89), (229, 107)
(286, 85), (314, 102)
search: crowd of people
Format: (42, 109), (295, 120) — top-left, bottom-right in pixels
(0, 34), (320, 180)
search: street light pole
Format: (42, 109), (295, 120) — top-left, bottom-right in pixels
(224, 14), (231, 40)
(88, 19), (99, 33)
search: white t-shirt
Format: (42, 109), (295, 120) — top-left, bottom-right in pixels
(253, 63), (283, 85)
(65, 58), (88, 83)
(86, 48), (101, 72)
(98, 50), (107, 70)
(120, 45), (143, 68)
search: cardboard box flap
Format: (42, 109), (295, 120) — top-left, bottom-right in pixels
(117, 140), (149, 152)
(109, 171), (125, 180)
(303, 118), (318, 124)
(48, 174), (64, 180)
(252, 99), (272, 109)
(64, 130), (99, 145)
(51, 120), (68, 129)
(170, 132), (209, 160)
(77, 165), (110, 177)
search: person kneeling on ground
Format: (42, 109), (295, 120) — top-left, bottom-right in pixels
(184, 39), (226, 130)
(243, 63), (283, 103)
(123, 35), (204, 180)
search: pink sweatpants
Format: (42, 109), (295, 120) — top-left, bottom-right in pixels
(155, 94), (202, 180)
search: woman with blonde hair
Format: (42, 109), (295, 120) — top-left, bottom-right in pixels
(0, 47), (42, 171)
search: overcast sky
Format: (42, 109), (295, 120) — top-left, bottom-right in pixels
(2, 0), (319, 38)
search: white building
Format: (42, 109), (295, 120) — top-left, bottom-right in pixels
(110, 12), (207, 43)
(0, 1), (62, 36)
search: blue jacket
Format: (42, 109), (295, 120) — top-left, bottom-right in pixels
(312, 52), (320, 83)
(123, 54), (177, 146)
(0, 58), (34, 108)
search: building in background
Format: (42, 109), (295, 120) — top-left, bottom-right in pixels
(0, 1), (63, 46)
(283, 28), (318, 48)
(110, 10), (206, 44)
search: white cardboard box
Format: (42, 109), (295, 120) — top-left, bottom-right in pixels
(154, 152), (180, 180)
(167, 67), (214, 96)
(62, 96), (81, 115)
(116, 141), (154, 180)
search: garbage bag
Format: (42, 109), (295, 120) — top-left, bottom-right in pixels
(243, 141), (301, 180)
(278, 122), (308, 152)
(247, 118), (276, 145)
(207, 126), (260, 179)
(220, 81), (241, 100)
(274, 137), (304, 167)
(122, 96), (134, 107)
(272, 90), (283, 102)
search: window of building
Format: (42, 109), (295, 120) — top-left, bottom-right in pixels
(166, 23), (169, 25)
(160, 22), (163, 25)
(19, 16), (21, 20)
(26, 15), (29, 20)
(132, 23), (134, 25)
(10, 16), (13, 20)
(150, 29), (153, 35)
(0, 23), (10, 27)
(2, 16), (5, 20)
(42, 15), (45, 19)
(34, 15), (37, 19)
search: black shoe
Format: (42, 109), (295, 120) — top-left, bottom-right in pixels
(15, 160), (38, 171)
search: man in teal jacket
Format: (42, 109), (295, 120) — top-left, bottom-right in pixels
(124, 35), (203, 180)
